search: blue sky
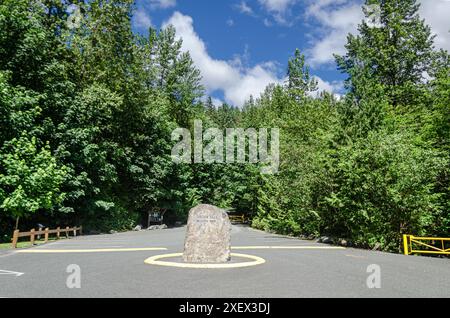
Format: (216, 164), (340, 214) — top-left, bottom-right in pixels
(132, 0), (450, 106)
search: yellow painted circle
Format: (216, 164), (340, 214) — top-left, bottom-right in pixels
(144, 253), (265, 269)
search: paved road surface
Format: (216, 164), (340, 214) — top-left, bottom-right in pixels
(0, 226), (449, 298)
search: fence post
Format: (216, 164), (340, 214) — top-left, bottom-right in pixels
(403, 234), (409, 255)
(44, 228), (49, 243)
(12, 230), (19, 249)
(65, 226), (69, 239)
(79, 226), (83, 236)
(73, 227), (77, 237)
(30, 229), (35, 246)
(56, 227), (60, 239)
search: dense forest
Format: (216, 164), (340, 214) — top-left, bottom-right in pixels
(0, 0), (448, 252)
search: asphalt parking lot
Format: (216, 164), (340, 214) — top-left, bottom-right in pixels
(0, 225), (449, 298)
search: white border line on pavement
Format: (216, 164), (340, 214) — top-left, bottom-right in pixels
(0, 269), (24, 276)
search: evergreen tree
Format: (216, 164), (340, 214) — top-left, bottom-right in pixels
(335, 0), (437, 107)
(286, 49), (318, 100)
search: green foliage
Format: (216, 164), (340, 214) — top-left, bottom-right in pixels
(323, 128), (446, 250)
(0, 71), (43, 142)
(0, 135), (67, 221)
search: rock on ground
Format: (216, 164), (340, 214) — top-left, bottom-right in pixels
(183, 204), (231, 264)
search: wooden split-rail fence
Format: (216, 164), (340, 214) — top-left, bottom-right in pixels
(11, 226), (83, 249)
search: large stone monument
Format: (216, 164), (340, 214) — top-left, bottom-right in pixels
(183, 204), (231, 263)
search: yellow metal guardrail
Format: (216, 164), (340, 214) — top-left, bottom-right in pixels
(403, 235), (450, 256)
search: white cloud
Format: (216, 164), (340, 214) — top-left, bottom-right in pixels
(163, 12), (284, 106)
(258, 0), (297, 25)
(315, 77), (342, 92)
(133, 10), (153, 30)
(305, 0), (450, 67)
(305, 0), (363, 67)
(226, 65), (284, 105)
(211, 97), (224, 107)
(263, 18), (273, 27)
(313, 77), (344, 99)
(150, 0), (176, 9)
(227, 19), (235, 27)
(258, 0), (296, 13)
(236, 1), (254, 15)
(236, 0), (297, 26)
(419, 0), (450, 51)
